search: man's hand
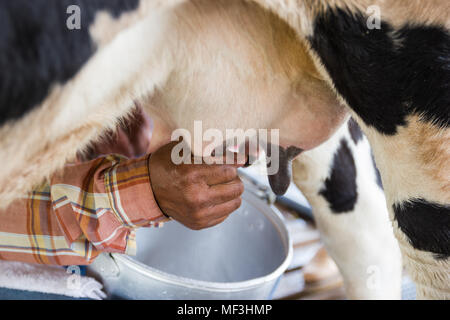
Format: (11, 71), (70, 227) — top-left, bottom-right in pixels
(149, 142), (245, 230)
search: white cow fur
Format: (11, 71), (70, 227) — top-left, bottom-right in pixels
(293, 122), (402, 299)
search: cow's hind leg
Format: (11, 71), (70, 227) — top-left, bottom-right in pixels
(364, 119), (450, 299)
(292, 119), (402, 299)
(297, 1), (450, 299)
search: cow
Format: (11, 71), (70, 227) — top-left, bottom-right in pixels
(0, 0), (448, 299)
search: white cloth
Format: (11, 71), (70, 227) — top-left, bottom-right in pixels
(0, 260), (106, 300)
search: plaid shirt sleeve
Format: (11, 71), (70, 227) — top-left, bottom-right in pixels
(0, 154), (169, 266)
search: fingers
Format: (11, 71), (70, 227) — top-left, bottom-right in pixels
(188, 197), (242, 230)
(204, 165), (239, 186)
(185, 177), (243, 214)
(208, 178), (244, 203)
(208, 197), (243, 218)
(203, 152), (248, 186)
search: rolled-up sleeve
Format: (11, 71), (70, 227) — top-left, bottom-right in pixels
(0, 154), (168, 266)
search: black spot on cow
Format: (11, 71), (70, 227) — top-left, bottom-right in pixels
(319, 139), (358, 214)
(348, 117), (364, 144)
(309, 8), (450, 135)
(393, 199), (450, 260)
(0, 0), (139, 125)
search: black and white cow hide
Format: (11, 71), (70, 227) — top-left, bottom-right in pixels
(0, 0), (448, 299)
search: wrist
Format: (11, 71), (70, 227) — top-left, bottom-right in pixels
(147, 153), (171, 219)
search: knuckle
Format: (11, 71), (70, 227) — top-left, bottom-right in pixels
(222, 198), (241, 215)
(193, 193), (207, 206)
(231, 197), (242, 210)
(223, 166), (237, 180)
(222, 182), (244, 201)
(185, 200), (197, 211)
(233, 181), (245, 197)
(183, 194), (197, 209)
(192, 210), (205, 221)
(185, 170), (201, 184)
(186, 192), (206, 209)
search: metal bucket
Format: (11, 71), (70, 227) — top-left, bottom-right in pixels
(87, 182), (292, 300)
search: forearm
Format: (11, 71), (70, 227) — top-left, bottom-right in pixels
(0, 154), (167, 266)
